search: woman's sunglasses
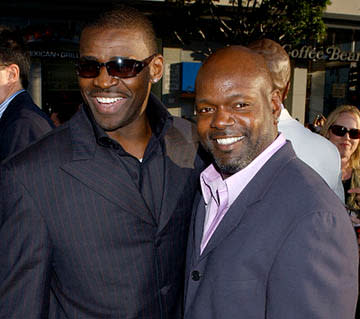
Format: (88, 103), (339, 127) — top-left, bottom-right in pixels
(330, 124), (360, 139)
(76, 54), (156, 79)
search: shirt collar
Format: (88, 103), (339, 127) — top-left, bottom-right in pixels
(279, 107), (292, 121)
(200, 133), (286, 206)
(200, 164), (226, 206)
(0, 89), (25, 119)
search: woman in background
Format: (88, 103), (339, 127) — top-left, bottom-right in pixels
(321, 105), (360, 211)
(321, 104), (360, 319)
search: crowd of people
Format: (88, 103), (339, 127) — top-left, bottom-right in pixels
(0, 3), (359, 319)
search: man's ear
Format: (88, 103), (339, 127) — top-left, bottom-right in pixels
(271, 89), (282, 123)
(150, 54), (164, 84)
(282, 81), (290, 102)
(7, 64), (20, 85)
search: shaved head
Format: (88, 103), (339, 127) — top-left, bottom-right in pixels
(196, 45), (274, 95)
(195, 45), (281, 175)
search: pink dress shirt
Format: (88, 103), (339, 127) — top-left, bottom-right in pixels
(200, 134), (286, 254)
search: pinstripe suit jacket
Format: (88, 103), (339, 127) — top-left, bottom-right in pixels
(0, 90), (55, 162)
(0, 102), (205, 318)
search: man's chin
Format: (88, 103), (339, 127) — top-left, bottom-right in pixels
(213, 153), (254, 176)
(214, 159), (240, 176)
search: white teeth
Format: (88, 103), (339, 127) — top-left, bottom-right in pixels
(216, 136), (244, 145)
(96, 97), (123, 104)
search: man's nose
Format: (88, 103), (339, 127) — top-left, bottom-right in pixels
(93, 66), (119, 89)
(211, 109), (235, 129)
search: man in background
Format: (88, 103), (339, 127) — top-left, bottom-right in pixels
(0, 27), (54, 161)
(249, 38), (344, 201)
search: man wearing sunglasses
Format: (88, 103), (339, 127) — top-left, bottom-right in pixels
(248, 39), (345, 202)
(0, 5), (205, 319)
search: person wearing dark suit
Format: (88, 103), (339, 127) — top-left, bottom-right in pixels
(0, 5), (205, 319)
(0, 28), (54, 162)
(184, 45), (358, 318)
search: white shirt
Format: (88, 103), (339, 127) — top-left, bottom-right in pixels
(278, 108), (344, 202)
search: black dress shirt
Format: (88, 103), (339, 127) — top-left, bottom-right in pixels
(84, 95), (172, 223)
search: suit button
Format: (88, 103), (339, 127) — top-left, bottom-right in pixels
(160, 285), (171, 295)
(191, 270), (200, 281)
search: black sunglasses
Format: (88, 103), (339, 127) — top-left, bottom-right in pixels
(330, 124), (360, 139)
(76, 54), (156, 79)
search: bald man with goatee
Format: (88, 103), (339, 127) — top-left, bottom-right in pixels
(184, 45), (358, 319)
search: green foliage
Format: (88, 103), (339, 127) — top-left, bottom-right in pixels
(166, 0), (331, 47)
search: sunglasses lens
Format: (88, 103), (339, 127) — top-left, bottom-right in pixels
(350, 129), (360, 139)
(77, 60), (99, 78)
(331, 125), (346, 137)
(106, 60), (139, 78)
(331, 125), (360, 139)
(76, 55), (154, 79)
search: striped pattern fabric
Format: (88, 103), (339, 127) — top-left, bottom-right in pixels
(0, 105), (205, 318)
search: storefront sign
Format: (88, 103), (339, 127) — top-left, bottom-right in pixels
(30, 50), (79, 59)
(283, 45), (360, 62)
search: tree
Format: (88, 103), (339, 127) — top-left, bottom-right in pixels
(158, 0), (330, 55)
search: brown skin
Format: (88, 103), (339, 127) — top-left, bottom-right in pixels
(195, 46), (281, 178)
(78, 26), (163, 159)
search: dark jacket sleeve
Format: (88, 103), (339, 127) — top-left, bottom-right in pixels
(0, 163), (52, 318)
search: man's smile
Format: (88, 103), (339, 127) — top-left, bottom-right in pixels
(96, 97), (124, 104)
(216, 136), (245, 145)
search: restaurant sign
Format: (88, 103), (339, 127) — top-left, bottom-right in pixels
(30, 50), (79, 59)
(283, 45), (360, 62)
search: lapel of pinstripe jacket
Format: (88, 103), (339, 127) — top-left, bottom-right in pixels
(60, 108), (155, 226)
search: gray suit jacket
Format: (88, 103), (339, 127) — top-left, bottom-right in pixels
(0, 100), (205, 318)
(185, 142), (358, 319)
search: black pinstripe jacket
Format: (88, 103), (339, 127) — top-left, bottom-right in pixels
(0, 95), (205, 319)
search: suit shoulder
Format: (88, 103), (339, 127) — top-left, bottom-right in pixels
(1, 123), (71, 167)
(3, 92), (54, 128)
(11, 108), (53, 130)
(169, 117), (198, 144)
(172, 116), (197, 133)
(277, 155), (343, 210)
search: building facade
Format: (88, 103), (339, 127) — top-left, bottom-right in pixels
(1, 0), (359, 124)
(286, 0), (360, 124)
